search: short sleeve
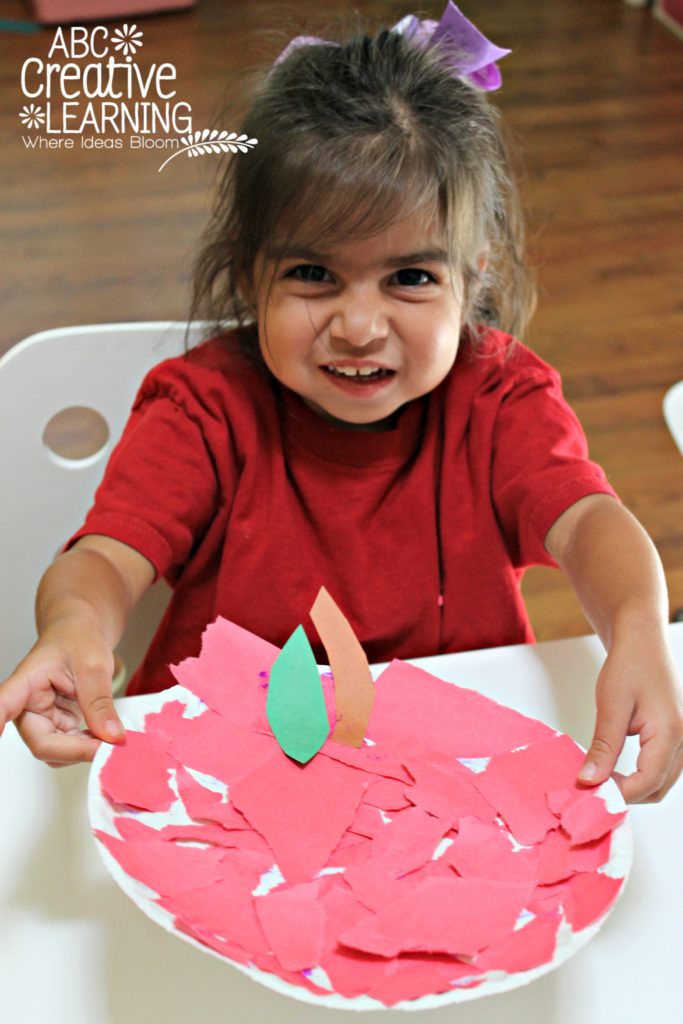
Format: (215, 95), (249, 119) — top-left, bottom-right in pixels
(492, 367), (618, 568)
(66, 389), (220, 581)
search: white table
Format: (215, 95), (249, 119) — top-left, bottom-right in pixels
(2, 626), (682, 1024)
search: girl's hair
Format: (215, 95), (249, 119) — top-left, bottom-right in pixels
(189, 24), (535, 350)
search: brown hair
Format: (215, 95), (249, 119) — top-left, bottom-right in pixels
(189, 24), (535, 351)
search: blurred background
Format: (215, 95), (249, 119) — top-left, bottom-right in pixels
(1, 0), (682, 640)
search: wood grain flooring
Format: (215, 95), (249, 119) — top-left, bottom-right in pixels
(1, 0), (681, 641)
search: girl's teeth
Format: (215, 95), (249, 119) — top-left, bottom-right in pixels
(327, 366), (386, 378)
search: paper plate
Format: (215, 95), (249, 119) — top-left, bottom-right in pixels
(88, 620), (632, 1011)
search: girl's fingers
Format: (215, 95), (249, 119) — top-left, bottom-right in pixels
(75, 665), (125, 745)
(15, 710), (102, 764)
(0, 655), (78, 733)
(577, 688), (630, 788)
(0, 674), (32, 733)
(619, 731), (683, 804)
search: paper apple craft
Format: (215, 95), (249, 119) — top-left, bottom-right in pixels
(89, 589), (631, 1010)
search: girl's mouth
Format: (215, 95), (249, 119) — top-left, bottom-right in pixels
(321, 364), (396, 396)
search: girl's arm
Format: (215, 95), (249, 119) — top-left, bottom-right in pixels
(545, 494), (683, 802)
(0, 536), (155, 765)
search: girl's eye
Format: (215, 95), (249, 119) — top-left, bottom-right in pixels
(286, 264), (331, 283)
(392, 268), (437, 287)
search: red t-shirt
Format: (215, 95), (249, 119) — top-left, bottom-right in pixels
(68, 328), (617, 694)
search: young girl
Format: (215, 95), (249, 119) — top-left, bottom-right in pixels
(1, 4), (681, 802)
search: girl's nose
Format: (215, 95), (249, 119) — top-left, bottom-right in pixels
(329, 293), (389, 349)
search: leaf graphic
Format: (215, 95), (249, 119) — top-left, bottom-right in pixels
(158, 129), (258, 172)
(266, 625), (330, 764)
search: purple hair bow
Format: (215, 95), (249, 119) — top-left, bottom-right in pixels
(393, 2), (511, 91)
(272, 2), (511, 92)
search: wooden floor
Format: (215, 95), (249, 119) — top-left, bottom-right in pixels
(1, 0), (682, 640)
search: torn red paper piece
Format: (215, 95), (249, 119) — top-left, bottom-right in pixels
(403, 756), (498, 825)
(568, 833), (612, 874)
(254, 881), (326, 971)
(175, 765), (250, 830)
(367, 954), (484, 1006)
(94, 829), (227, 896)
(340, 875), (534, 958)
(326, 835), (372, 870)
(443, 817), (539, 883)
(348, 803), (388, 840)
(561, 871), (625, 931)
(179, 910), (330, 1000)
(167, 708), (277, 784)
(252, 950), (334, 997)
(319, 738), (411, 784)
(396, 855), (458, 889)
(342, 854), (453, 915)
(535, 828), (612, 886)
(143, 699), (191, 741)
(342, 860), (410, 912)
(228, 750), (367, 883)
(202, 827), (273, 857)
(100, 729), (177, 811)
(474, 912), (560, 973)
(367, 806), (453, 878)
(536, 828), (575, 885)
(527, 880), (571, 916)
(472, 734), (586, 845)
(364, 777), (412, 811)
(547, 788), (626, 845)
(158, 823), (253, 848)
(171, 617), (279, 730)
(110, 816), (260, 856)
(368, 661), (555, 757)
(159, 872), (269, 958)
(366, 959), (468, 1007)
(175, 914), (251, 964)
(318, 886), (392, 998)
(112, 816), (166, 842)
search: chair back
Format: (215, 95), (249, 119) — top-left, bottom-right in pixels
(664, 380), (683, 457)
(0, 322), (204, 684)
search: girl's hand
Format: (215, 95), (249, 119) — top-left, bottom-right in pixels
(0, 622), (125, 766)
(578, 639), (683, 803)
(545, 495), (683, 804)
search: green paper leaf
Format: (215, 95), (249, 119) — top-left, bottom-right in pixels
(266, 625), (330, 764)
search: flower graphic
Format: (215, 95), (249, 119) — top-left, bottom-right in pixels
(111, 23), (144, 57)
(19, 104), (45, 130)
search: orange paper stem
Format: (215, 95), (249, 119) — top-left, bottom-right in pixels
(309, 587), (375, 747)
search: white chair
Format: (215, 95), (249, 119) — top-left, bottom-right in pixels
(0, 321), (207, 689)
(664, 380), (683, 457)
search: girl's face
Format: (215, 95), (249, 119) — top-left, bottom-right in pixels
(251, 210), (464, 428)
